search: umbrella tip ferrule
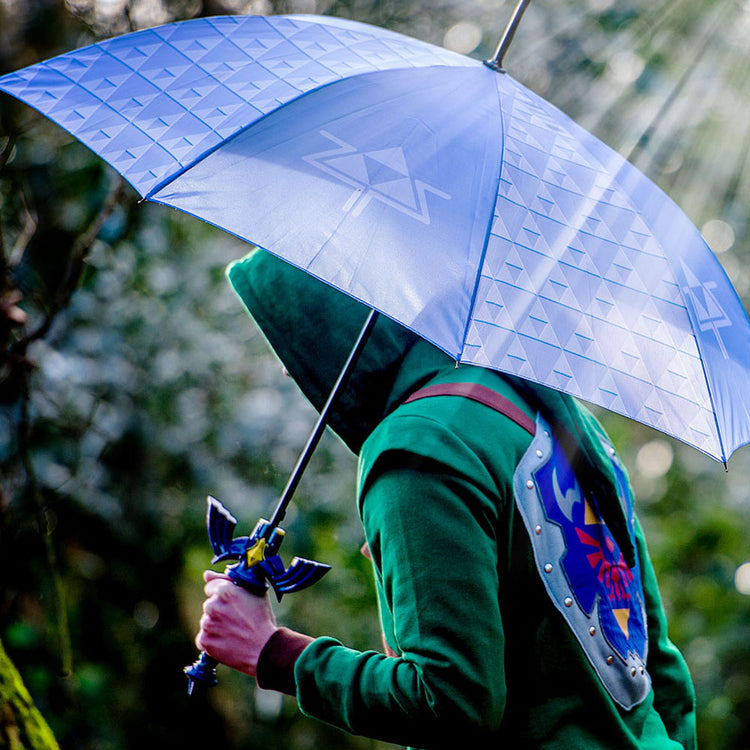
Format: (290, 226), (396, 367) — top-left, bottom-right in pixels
(483, 59), (507, 74)
(485, 0), (530, 73)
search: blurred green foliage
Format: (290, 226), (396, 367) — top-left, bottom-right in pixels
(1, 1), (749, 749)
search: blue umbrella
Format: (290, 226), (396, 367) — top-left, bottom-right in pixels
(1, 8), (749, 467)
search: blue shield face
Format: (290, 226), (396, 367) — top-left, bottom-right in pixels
(533, 433), (647, 663)
(514, 416), (650, 709)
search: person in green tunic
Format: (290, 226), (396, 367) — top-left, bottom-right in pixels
(195, 249), (697, 749)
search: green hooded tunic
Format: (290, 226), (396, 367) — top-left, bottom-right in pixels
(227, 250), (696, 750)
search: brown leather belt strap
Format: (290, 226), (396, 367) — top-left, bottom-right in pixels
(404, 382), (536, 436)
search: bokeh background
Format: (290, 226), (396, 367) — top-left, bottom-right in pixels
(1, 0), (749, 748)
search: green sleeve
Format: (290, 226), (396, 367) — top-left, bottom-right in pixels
(294, 417), (508, 749)
(635, 517), (697, 749)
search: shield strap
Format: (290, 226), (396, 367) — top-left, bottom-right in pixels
(404, 382), (536, 436)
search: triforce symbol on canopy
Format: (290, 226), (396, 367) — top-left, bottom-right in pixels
(304, 130), (451, 224)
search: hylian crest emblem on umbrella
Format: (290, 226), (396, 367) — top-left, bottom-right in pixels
(2, 0), (749, 692)
(680, 259), (733, 358)
(303, 129), (452, 223)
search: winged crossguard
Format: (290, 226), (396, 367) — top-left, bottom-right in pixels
(183, 496), (331, 694)
(205, 495), (331, 597)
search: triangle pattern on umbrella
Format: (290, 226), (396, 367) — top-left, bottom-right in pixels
(465, 71), (725, 457)
(5, 14), (749, 463)
(0, 15), (475, 197)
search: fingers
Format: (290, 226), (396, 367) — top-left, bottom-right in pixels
(203, 570), (236, 599)
(203, 569), (229, 583)
(195, 598), (228, 652)
(193, 575), (278, 677)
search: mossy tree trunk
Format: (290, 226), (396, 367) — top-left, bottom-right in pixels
(0, 638), (59, 750)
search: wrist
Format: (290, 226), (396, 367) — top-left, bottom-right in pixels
(256, 627), (315, 695)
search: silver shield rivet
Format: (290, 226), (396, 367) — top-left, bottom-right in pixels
(631, 667), (637, 677)
(589, 626), (596, 636)
(564, 597), (573, 607)
(535, 525), (542, 535)
(535, 449), (543, 458)
(606, 656), (614, 665)
(526, 479), (534, 489)
(544, 563), (553, 573)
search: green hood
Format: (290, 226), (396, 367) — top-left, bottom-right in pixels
(226, 249), (635, 566)
(226, 249), (450, 454)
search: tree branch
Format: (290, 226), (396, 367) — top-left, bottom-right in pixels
(12, 175), (126, 353)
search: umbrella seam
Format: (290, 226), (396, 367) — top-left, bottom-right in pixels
(140, 14), (477, 199)
(6, 43), (223, 200)
(144, 60), (477, 202)
(673, 288), (729, 463)
(458, 71), (508, 363)
(4, 14), (473, 202)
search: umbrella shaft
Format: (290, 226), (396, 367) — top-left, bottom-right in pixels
(267, 308), (379, 532)
(486, 0), (531, 72)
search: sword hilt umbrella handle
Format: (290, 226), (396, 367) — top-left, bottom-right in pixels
(185, 309), (379, 695)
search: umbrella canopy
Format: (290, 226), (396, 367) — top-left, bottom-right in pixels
(1, 13), (749, 462)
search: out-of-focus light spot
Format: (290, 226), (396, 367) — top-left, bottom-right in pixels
(129, 0), (168, 27)
(606, 50), (645, 85)
(636, 439), (673, 479)
(734, 562), (750, 595)
(529, 66), (552, 95)
(134, 600), (160, 629)
(287, 0), (317, 12)
(214, 0), (247, 9)
(443, 22), (482, 55)
(256, 686), (283, 719)
(243, 0), (273, 12)
(94, 0), (127, 20)
(719, 252), (741, 285)
(660, 151), (684, 175)
(701, 218), (735, 254)
(707, 695), (732, 720)
(708, 90), (739, 122)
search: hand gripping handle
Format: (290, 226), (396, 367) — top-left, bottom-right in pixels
(184, 497), (330, 695)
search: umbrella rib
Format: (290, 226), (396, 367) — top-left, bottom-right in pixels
(143, 58), (477, 203)
(16, 36), (253, 200)
(137, 15), (479, 200)
(13, 15), (478, 203)
(142, 77), (331, 201)
(673, 293), (730, 464)
(12, 48), (201, 200)
(458, 75), (508, 364)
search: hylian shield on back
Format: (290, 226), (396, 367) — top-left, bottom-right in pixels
(514, 417), (650, 710)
